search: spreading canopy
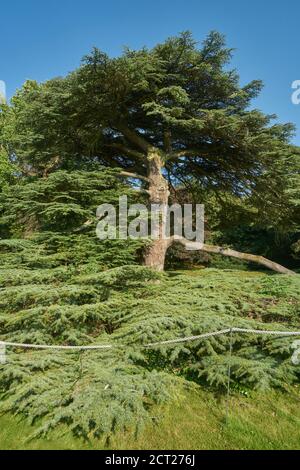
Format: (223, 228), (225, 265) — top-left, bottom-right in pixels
(4, 32), (298, 195)
(1, 32), (299, 273)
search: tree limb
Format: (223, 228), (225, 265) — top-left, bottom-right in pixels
(133, 188), (151, 196)
(169, 237), (296, 275)
(116, 124), (153, 153)
(120, 171), (150, 183)
(105, 143), (144, 160)
(163, 130), (172, 153)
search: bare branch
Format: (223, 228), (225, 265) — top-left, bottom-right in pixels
(168, 237), (296, 275)
(73, 219), (94, 233)
(163, 130), (172, 153)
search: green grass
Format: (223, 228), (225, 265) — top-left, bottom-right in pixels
(1, 384), (300, 450)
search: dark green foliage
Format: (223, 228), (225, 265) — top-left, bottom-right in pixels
(1, 168), (129, 234)
(0, 166), (171, 438)
(0, 103), (16, 191)
(0, 350), (171, 440)
(0, 168), (145, 270)
(3, 31), (299, 211)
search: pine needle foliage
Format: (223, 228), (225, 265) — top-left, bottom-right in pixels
(1, 261), (300, 439)
(0, 167), (145, 270)
(0, 167), (299, 439)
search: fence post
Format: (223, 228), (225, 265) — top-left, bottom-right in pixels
(0, 343), (6, 364)
(226, 328), (233, 423)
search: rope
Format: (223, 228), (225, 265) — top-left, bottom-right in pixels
(145, 328), (232, 347)
(0, 341), (113, 351)
(232, 328), (300, 336)
(2, 327), (299, 424)
(0, 327), (300, 352)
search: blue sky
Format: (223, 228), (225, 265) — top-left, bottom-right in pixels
(1, 0), (299, 144)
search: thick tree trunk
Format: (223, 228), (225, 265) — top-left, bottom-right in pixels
(141, 151), (295, 275)
(143, 151), (170, 271)
(144, 238), (169, 271)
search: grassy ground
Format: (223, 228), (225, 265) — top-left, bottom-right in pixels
(1, 385), (300, 450)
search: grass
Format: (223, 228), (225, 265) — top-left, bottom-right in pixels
(1, 384), (300, 450)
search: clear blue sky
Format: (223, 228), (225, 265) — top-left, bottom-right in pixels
(1, 0), (299, 144)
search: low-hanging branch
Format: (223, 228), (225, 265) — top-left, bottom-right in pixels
(119, 163), (296, 275)
(169, 237), (296, 275)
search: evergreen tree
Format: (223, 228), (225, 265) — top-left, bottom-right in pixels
(0, 103), (15, 191)
(2, 32), (299, 272)
(0, 31), (299, 438)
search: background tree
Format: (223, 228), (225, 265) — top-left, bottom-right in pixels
(0, 104), (15, 191)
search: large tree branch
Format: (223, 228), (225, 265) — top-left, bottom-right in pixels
(163, 130), (172, 153)
(133, 188), (151, 196)
(105, 143), (144, 160)
(169, 237), (296, 275)
(120, 171), (150, 183)
(167, 142), (243, 162)
(116, 124), (153, 154)
(167, 144), (219, 161)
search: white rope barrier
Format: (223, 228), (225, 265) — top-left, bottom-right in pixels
(145, 328), (232, 347)
(0, 341), (113, 351)
(2, 327), (299, 419)
(232, 327), (300, 336)
(0, 327), (300, 357)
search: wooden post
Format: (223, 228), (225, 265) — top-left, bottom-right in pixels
(0, 344), (6, 364)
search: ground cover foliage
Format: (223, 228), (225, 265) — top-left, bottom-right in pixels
(0, 169), (299, 440)
(1, 243), (299, 439)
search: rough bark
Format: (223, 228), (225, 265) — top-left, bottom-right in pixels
(143, 151), (170, 271)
